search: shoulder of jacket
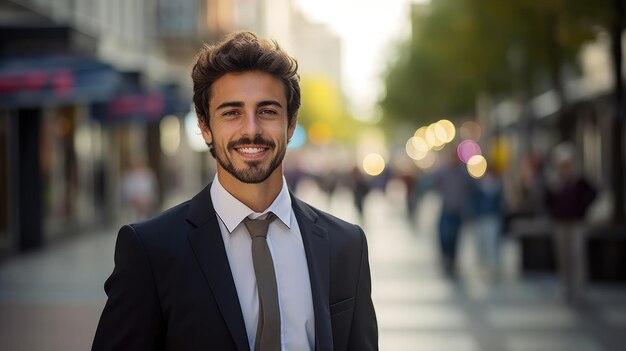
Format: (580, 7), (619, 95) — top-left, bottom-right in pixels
(128, 200), (193, 238)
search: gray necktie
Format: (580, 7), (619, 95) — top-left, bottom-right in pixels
(244, 213), (281, 351)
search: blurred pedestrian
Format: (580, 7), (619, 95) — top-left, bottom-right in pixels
(433, 147), (474, 276)
(502, 151), (547, 235)
(93, 31), (377, 351)
(318, 169), (339, 205)
(474, 165), (504, 277)
(396, 168), (420, 225)
(284, 157), (305, 193)
(545, 142), (597, 303)
(121, 160), (158, 221)
(349, 165), (370, 223)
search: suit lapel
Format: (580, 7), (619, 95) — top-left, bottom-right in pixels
(186, 184), (250, 351)
(291, 194), (333, 351)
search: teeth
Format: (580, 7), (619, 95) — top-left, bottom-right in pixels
(238, 147), (265, 154)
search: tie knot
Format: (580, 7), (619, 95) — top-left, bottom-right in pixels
(244, 212), (277, 239)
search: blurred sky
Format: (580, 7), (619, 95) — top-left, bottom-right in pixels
(293, 0), (426, 122)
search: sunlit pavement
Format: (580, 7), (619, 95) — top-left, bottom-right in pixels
(299, 180), (626, 351)
(0, 228), (114, 350)
(1, 179), (625, 350)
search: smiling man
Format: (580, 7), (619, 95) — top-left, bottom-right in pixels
(92, 31), (378, 351)
(203, 70), (292, 204)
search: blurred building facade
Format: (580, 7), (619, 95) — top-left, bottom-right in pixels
(491, 36), (626, 280)
(0, 0), (343, 256)
(470, 25), (625, 281)
(488, 35), (614, 223)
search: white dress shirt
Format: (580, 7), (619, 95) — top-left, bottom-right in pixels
(210, 175), (315, 351)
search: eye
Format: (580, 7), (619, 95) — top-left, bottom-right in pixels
(259, 109), (278, 116)
(222, 110), (240, 117)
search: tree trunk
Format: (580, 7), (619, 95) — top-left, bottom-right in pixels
(547, 12), (566, 136)
(610, 0), (625, 223)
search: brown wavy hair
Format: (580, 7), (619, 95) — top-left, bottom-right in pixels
(191, 31), (301, 131)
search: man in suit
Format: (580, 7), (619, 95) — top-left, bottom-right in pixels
(92, 31), (378, 351)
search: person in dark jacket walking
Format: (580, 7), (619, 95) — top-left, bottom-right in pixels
(545, 142), (597, 302)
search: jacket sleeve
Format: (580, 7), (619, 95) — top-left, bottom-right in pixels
(347, 226), (378, 350)
(92, 225), (164, 351)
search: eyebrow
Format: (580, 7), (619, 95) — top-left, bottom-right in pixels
(257, 100), (283, 109)
(216, 101), (244, 110)
(215, 100), (283, 110)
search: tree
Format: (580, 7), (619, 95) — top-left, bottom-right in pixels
(298, 75), (365, 145)
(380, 0), (625, 222)
(608, 0), (625, 223)
(380, 0), (598, 123)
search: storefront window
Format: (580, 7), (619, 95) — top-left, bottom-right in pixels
(41, 106), (79, 237)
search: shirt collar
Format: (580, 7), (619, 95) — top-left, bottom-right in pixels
(210, 174), (293, 234)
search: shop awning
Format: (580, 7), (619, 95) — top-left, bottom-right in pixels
(91, 91), (165, 124)
(91, 71), (178, 124)
(0, 55), (121, 108)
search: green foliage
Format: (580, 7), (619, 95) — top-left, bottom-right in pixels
(298, 75), (365, 144)
(380, 0), (611, 127)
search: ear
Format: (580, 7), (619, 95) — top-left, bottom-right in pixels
(287, 112), (298, 141)
(198, 117), (213, 145)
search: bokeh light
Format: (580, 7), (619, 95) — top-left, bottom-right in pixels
(438, 119), (456, 143)
(414, 126), (428, 139)
(160, 115), (181, 156)
(184, 108), (208, 152)
(406, 138), (419, 160)
(467, 154), (488, 178)
(457, 139), (482, 163)
(412, 135), (429, 153)
(362, 153), (386, 176)
(414, 150), (437, 169)
(434, 122), (447, 144)
(431, 143), (445, 151)
(308, 122), (332, 145)
(288, 124), (307, 149)
(460, 120), (482, 141)
(406, 136), (429, 160)
(427, 123), (445, 148)
(408, 120), (458, 163)
(490, 136), (511, 172)
(425, 124), (437, 148)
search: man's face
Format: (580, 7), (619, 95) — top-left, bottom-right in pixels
(200, 71), (296, 184)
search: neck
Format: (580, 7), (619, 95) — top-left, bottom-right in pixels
(217, 168), (284, 212)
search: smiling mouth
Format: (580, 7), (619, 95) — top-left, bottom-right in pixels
(237, 147), (268, 154)
(233, 146), (271, 158)
(229, 137), (274, 157)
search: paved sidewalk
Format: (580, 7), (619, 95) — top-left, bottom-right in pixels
(1, 179), (625, 350)
(303, 182), (626, 351)
(0, 228), (115, 350)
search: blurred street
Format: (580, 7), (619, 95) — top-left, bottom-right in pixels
(2, 1), (626, 350)
(1, 180), (625, 351)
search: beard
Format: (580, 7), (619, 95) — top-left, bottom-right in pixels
(214, 135), (286, 184)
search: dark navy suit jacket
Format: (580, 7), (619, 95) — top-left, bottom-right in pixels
(92, 184), (378, 350)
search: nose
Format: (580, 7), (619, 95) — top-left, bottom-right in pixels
(241, 110), (262, 137)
